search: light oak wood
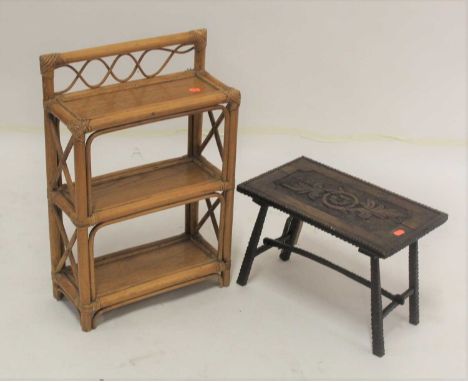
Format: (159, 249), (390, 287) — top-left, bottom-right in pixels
(40, 29), (240, 330)
(50, 29), (206, 65)
(46, 71), (234, 132)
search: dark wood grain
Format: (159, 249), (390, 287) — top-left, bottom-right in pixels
(237, 156), (447, 257)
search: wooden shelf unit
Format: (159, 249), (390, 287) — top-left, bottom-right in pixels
(40, 29), (240, 331)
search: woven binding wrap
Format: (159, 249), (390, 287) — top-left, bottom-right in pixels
(193, 29), (207, 51)
(226, 87), (241, 110)
(40, 53), (64, 76)
(69, 119), (91, 136)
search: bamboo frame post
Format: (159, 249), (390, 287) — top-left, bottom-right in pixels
(185, 113), (203, 235)
(221, 102), (239, 286)
(74, 134), (94, 331)
(216, 195), (226, 287)
(41, 61), (64, 300)
(194, 29), (206, 71)
(77, 227), (93, 331)
(185, 114), (195, 234)
(220, 188), (234, 286)
(45, 114), (64, 300)
(185, 28), (206, 237)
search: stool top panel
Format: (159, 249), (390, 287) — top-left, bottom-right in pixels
(237, 157), (448, 258)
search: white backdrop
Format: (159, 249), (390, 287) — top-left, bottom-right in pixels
(0, 1), (466, 380)
(0, 0), (465, 142)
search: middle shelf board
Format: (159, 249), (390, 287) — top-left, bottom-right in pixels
(54, 156), (225, 224)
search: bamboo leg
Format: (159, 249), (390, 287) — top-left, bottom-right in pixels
(42, 60), (64, 300)
(237, 204), (269, 286)
(371, 256), (385, 357)
(221, 189), (234, 286)
(409, 241), (419, 325)
(222, 104), (239, 286)
(76, 226), (93, 331)
(215, 195), (226, 287)
(44, 113), (64, 300)
(80, 313), (93, 331)
(51, 205), (64, 301)
(50, 203), (64, 301)
(185, 114), (195, 234)
(185, 113), (203, 235)
(279, 216), (303, 261)
(80, 308), (94, 332)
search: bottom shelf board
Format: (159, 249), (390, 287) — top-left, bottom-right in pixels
(92, 234), (220, 302)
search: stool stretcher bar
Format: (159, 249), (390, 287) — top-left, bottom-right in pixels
(263, 237), (414, 313)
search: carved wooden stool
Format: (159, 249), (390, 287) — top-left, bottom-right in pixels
(236, 156), (447, 357)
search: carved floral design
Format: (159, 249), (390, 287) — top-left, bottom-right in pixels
(277, 171), (406, 222)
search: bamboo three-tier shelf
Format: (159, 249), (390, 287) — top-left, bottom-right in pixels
(40, 29), (240, 331)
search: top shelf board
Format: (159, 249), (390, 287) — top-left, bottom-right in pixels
(46, 70), (239, 133)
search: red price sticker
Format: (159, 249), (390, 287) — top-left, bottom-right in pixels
(189, 87), (201, 93)
(392, 228), (406, 237)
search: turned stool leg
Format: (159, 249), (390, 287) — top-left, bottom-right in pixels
(371, 256), (385, 357)
(279, 216), (303, 261)
(237, 204), (268, 286)
(409, 241), (419, 325)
